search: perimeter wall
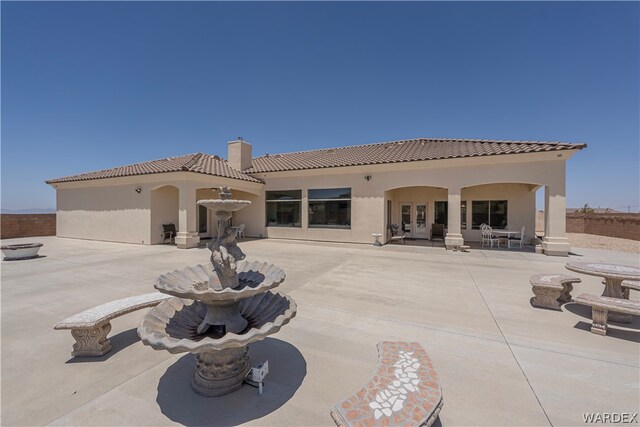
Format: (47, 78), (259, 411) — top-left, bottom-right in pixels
(1, 214), (57, 239)
(566, 213), (640, 241)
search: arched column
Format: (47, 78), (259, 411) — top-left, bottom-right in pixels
(175, 183), (200, 249)
(445, 186), (464, 249)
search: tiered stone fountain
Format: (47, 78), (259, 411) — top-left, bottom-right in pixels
(138, 187), (297, 396)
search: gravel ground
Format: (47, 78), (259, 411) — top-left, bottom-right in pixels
(567, 232), (640, 254)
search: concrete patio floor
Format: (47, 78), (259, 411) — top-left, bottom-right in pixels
(2, 236), (639, 426)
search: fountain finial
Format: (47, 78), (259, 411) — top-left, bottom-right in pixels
(219, 186), (232, 200)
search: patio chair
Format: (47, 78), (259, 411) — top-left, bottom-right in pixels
(430, 223), (446, 247)
(236, 224), (246, 239)
(508, 226), (526, 250)
(161, 223), (176, 244)
(481, 226), (500, 248)
(388, 224), (406, 244)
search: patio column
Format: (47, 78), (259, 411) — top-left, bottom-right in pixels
(542, 184), (570, 256)
(175, 184), (200, 249)
(445, 187), (464, 249)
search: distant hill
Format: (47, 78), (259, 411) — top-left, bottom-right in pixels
(566, 208), (624, 214)
(1, 208), (56, 214)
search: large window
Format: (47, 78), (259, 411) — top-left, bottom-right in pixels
(434, 201), (448, 226)
(266, 190), (301, 227)
(472, 200), (508, 229)
(308, 188), (351, 229)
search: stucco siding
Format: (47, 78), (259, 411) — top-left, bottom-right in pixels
(264, 173), (384, 244)
(230, 190), (265, 238)
(50, 153), (571, 250)
(150, 185), (179, 244)
(56, 185), (151, 244)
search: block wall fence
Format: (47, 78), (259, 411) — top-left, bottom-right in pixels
(1, 214), (56, 239)
(566, 213), (640, 241)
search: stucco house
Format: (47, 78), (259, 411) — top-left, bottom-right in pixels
(46, 137), (586, 256)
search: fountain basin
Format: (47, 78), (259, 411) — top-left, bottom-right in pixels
(154, 261), (285, 303)
(1, 243), (43, 260)
(197, 199), (251, 213)
(137, 291), (297, 354)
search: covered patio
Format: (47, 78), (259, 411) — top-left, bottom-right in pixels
(383, 178), (567, 256)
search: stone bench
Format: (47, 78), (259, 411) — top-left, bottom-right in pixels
(330, 341), (443, 427)
(54, 292), (172, 357)
(575, 293), (640, 336)
(530, 274), (582, 310)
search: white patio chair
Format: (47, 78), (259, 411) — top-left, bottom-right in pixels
(508, 226), (525, 250)
(236, 224), (246, 239)
(481, 226), (500, 248)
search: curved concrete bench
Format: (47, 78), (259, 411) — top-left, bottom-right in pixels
(575, 293), (640, 336)
(330, 341), (443, 427)
(530, 274), (581, 310)
(54, 292), (172, 357)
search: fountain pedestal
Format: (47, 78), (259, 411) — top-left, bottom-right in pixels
(192, 347), (251, 396)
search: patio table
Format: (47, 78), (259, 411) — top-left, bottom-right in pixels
(492, 230), (520, 238)
(565, 262), (640, 323)
(492, 230), (520, 248)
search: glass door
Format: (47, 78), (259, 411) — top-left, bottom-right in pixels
(401, 203), (412, 237)
(415, 204), (428, 238)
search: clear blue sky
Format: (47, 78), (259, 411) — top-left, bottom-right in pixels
(2, 2), (638, 211)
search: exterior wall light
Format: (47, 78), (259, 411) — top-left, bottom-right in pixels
(364, 175), (372, 181)
(135, 187), (142, 193)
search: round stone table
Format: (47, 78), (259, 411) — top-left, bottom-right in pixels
(565, 262), (640, 323)
(371, 233), (383, 247)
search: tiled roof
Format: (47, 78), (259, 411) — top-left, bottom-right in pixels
(246, 138), (586, 173)
(46, 153), (263, 184)
(46, 137), (586, 184)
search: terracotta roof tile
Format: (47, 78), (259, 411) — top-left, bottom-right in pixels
(46, 137), (586, 184)
(245, 138), (586, 173)
(46, 153), (263, 184)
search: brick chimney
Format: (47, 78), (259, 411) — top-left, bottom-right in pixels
(227, 137), (252, 171)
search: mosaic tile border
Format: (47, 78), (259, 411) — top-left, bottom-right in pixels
(331, 341), (443, 427)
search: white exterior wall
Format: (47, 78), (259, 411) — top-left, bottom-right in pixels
(56, 184), (151, 244)
(50, 150), (577, 253)
(150, 186), (179, 244)
(230, 190), (265, 238)
(52, 172), (264, 246)
(263, 173), (384, 244)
